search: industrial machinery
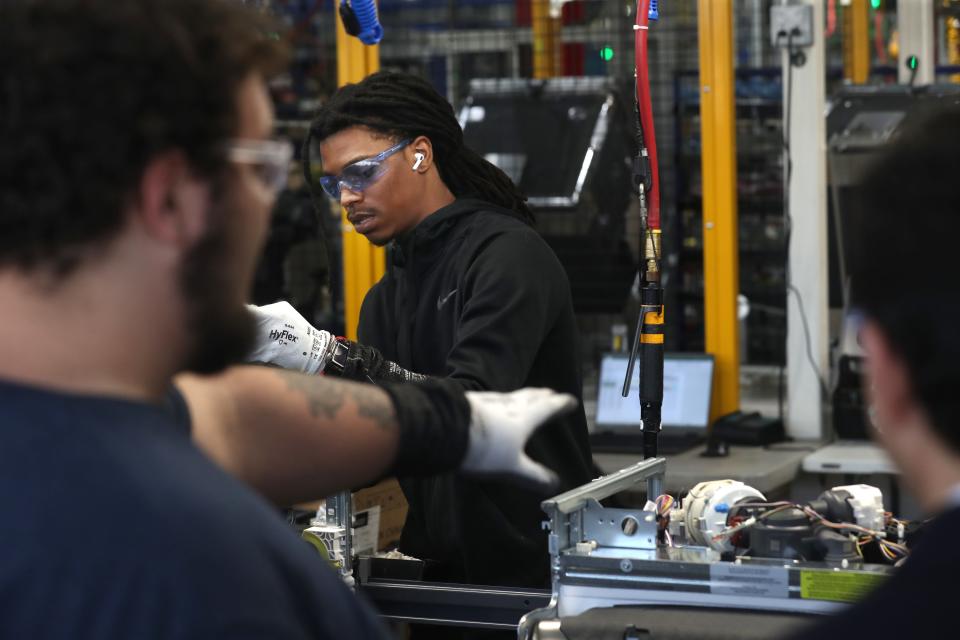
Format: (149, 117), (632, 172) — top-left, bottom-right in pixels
(621, 0), (665, 480)
(345, 459), (914, 636)
(519, 460), (908, 639)
(301, 493), (355, 587)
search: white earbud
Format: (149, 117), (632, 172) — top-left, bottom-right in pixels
(412, 152), (425, 171)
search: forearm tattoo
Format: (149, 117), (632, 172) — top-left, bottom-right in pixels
(275, 370), (396, 431)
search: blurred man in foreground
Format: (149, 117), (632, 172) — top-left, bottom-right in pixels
(0, 2), (572, 637)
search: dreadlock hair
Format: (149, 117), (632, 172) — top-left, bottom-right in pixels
(306, 70), (534, 225)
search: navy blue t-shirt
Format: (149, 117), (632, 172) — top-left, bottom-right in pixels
(0, 378), (388, 639)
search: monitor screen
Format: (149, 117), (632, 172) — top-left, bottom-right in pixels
(461, 92), (605, 201)
(595, 353), (714, 430)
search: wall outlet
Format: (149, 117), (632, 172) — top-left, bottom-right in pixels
(770, 5), (814, 48)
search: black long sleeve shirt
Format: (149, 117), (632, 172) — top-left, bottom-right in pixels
(358, 198), (593, 588)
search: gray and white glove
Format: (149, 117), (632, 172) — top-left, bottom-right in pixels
(461, 388), (578, 490)
(245, 301), (335, 375)
(383, 380), (576, 492)
(246, 301), (426, 383)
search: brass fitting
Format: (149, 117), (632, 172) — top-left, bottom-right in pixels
(643, 228), (662, 282)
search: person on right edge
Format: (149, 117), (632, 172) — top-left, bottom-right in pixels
(790, 108), (960, 637)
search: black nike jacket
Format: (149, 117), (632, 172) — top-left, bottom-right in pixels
(357, 198), (594, 588)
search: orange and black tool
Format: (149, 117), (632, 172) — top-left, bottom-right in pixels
(623, 0), (665, 469)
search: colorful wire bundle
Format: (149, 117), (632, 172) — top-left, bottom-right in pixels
(654, 494), (675, 547)
(707, 501), (911, 565)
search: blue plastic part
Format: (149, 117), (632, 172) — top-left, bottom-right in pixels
(649, 0), (659, 21)
(714, 503), (730, 513)
(346, 0), (383, 45)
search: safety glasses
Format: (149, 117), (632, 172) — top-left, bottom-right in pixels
(318, 138), (411, 200)
(225, 138), (294, 195)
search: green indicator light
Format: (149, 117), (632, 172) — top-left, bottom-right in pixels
(870, 0), (881, 9)
(908, 55), (918, 70)
(600, 47), (615, 62)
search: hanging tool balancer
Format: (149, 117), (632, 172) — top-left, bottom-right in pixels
(339, 0), (383, 45)
(622, 0), (665, 461)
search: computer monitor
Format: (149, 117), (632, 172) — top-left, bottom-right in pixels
(826, 85), (960, 310)
(595, 352), (714, 434)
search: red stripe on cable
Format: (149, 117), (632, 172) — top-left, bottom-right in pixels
(635, 0), (660, 230)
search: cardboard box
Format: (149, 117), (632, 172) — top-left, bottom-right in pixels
(351, 505), (381, 555)
(352, 478), (408, 552)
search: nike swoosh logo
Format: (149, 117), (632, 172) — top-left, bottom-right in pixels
(437, 288), (458, 310)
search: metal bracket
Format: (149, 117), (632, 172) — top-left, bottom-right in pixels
(520, 459), (666, 638)
(542, 458), (666, 517)
(581, 499), (658, 550)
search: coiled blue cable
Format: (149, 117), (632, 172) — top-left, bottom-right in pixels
(345, 0), (383, 45)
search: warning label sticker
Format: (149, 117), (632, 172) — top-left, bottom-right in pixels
(800, 570), (887, 603)
(710, 563), (789, 598)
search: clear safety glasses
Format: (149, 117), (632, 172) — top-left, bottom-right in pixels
(318, 138), (412, 200)
(224, 138), (294, 195)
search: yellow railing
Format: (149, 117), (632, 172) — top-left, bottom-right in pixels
(843, 0), (870, 84)
(335, 5), (384, 340)
(697, 0), (740, 420)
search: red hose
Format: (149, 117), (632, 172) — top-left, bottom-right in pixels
(825, 0), (837, 39)
(635, 0), (660, 230)
(874, 10), (887, 64)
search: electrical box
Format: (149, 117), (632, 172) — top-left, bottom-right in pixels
(770, 5), (814, 48)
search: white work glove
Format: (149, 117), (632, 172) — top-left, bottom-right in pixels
(245, 301), (335, 375)
(461, 388), (578, 492)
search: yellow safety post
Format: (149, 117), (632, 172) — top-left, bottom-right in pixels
(949, 17), (960, 84)
(697, 0), (739, 420)
(532, 0), (561, 78)
(843, 0), (870, 84)
(335, 4), (383, 340)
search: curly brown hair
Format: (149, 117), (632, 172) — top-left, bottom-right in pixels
(0, 0), (289, 275)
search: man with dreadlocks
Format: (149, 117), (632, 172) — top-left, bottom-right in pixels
(252, 70), (593, 616)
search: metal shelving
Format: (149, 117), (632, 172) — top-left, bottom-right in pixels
(672, 68), (787, 364)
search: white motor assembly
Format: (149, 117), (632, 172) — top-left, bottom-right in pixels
(671, 479), (765, 552)
(828, 484), (885, 533)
